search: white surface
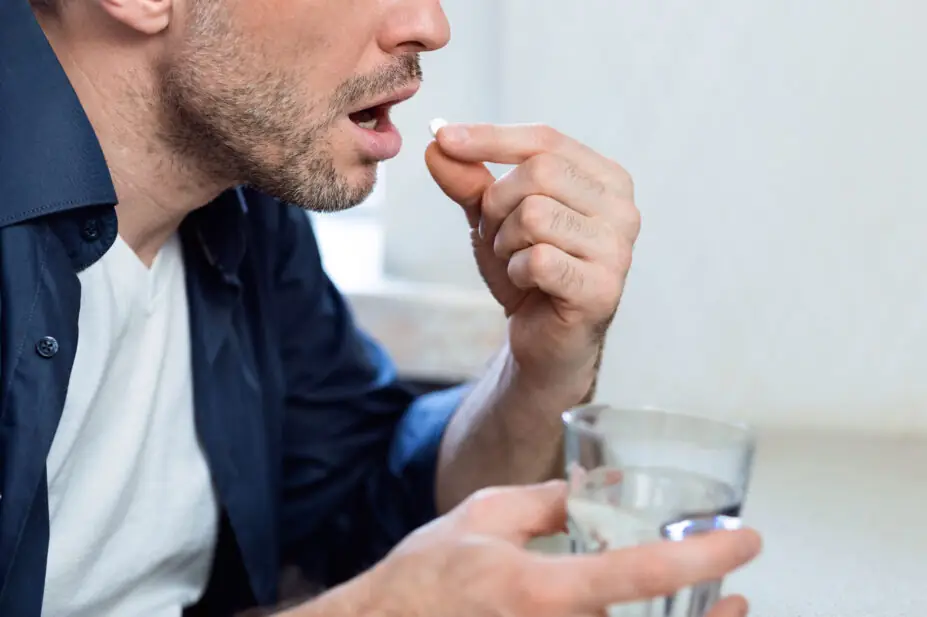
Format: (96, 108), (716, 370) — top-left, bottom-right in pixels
(376, 0), (927, 434)
(347, 286), (505, 381)
(731, 431), (927, 616)
(533, 430), (927, 617)
(313, 214), (507, 380)
(44, 235), (219, 617)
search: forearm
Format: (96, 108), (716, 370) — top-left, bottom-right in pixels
(434, 340), (601, 514)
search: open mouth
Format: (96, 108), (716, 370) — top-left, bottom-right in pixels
(349, 104), (390, 132)
(347, 82), (420, 132)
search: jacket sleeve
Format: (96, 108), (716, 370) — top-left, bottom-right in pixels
(271, 204), (466, 587)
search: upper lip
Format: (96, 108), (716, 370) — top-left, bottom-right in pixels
(348, 81), (421, 114)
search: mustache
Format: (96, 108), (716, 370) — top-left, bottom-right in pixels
(334, 53), (423, 111)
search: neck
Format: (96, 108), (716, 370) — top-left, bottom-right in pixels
(39, 16), (230, 266)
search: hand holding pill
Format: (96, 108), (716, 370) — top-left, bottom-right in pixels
(425, 121), (640, 398)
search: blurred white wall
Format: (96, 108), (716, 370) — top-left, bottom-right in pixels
(384, 0), (502, 289)
(383, 0), (927, 434)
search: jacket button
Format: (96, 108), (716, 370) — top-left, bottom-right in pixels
(81, 219), (101, 242)
(36, 336), (59, 359)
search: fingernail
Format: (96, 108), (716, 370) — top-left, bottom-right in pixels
(477, 217), (486, 239)
(441, 124), (469, 143)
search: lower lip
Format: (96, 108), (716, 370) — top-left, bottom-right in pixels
(349, 109), (402, 161)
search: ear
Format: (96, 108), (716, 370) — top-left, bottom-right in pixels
(98, 0), (172, 35)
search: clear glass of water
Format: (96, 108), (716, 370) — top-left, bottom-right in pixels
(563, 405), (755, 617)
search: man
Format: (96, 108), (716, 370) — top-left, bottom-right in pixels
(0, 0), (762, 615)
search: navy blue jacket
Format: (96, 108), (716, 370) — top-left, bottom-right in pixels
(0, 2), (463, 615)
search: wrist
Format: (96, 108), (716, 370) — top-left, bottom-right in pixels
(480, 348), (598, 454)
(503, 345), (601, 410)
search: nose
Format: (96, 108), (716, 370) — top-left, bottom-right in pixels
(378, 0), (451, 54)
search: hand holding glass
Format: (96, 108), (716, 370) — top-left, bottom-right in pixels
(563, 405), (755, 617)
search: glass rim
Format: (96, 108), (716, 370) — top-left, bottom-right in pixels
(562, 403), (755, 440)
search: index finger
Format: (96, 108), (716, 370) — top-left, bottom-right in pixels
(435, 123), (609, 171)
(457, 481), (569, 544)
(534, 529), (762, 611)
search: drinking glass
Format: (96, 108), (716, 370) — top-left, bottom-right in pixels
(563, 405), (755, 617)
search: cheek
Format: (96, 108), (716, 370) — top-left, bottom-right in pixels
(228, 0), (374, 86)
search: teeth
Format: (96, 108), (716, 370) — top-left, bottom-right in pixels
(357, 118), (378, 130)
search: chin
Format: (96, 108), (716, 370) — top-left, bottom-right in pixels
(342, 159), (380, 192)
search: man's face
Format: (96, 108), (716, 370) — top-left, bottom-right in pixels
(157, 0), (449, 211)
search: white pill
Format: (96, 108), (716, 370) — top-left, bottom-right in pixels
(429, 117), (449, 138)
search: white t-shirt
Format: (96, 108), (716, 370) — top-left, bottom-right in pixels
(42, 234), (220, 617)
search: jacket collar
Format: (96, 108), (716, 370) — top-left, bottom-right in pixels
(0, 0), (248, 278)
(0, 0), (118, 228)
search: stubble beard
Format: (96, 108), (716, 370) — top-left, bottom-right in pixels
(154, 3), (388, 213)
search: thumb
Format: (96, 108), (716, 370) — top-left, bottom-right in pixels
(425, 140), (495, 229)
(459, 481), (569, 545)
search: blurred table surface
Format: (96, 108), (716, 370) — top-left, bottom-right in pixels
(531, 429), (927, 616)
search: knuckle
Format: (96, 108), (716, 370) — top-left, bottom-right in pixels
(531, 250), (585, 294)
(606, 161), (634, 195)
(460, 487), (505, 524)
(519, 196), (552, 236)
(614, 242), (634, 272)
(534, 124), (565, 150)
(527, 243), (557, 278)
(601, 203), (640, 246)
(524, 154), (564, 190)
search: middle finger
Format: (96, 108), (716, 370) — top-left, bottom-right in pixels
(493, 195), (618, 264)
(481, 153), (613, 241)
